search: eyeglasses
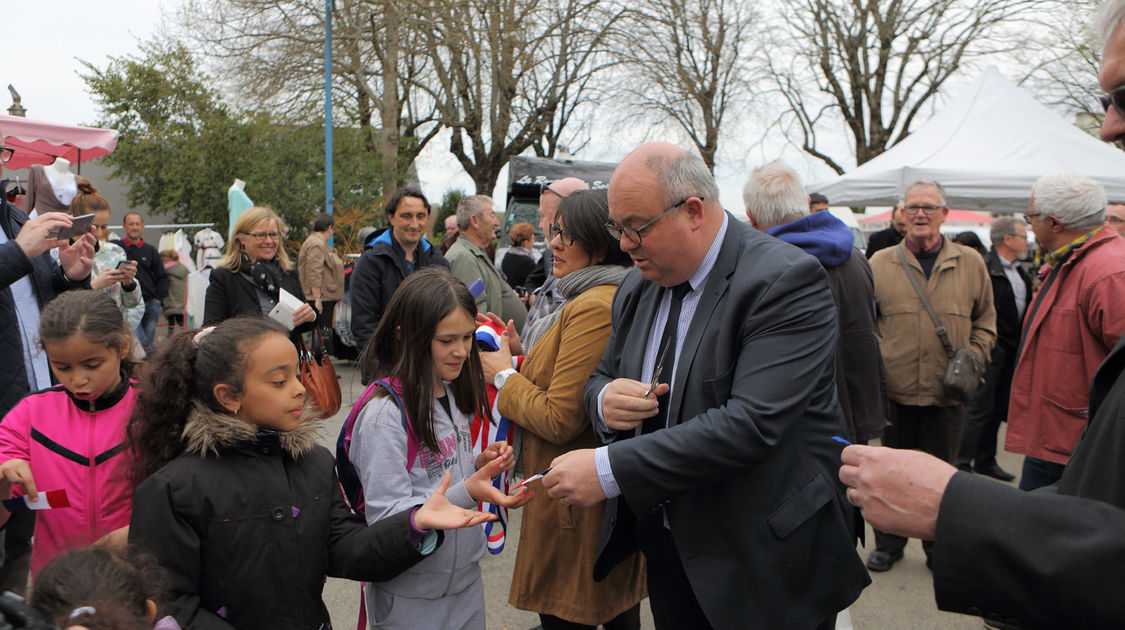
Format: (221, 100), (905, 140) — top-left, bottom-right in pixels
(242, 231), (280, 242)
(904, 204), (943, 216)
(0, 147), (13, 163)
(605, 196), (697, 245)
(1107, 215), (1125, 224)
(1100, 86), (1125, 114)
(548, 222), (575, 246)
(1023, 213), (1041, 225)
(540, 183), (563, 199)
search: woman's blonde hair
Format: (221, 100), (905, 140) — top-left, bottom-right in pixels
(217, 206), (292, 272)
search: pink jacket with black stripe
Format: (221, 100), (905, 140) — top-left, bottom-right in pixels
(0, 378), (136, 573)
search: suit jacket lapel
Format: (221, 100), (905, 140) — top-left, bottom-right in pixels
(667, 217), (742, 426)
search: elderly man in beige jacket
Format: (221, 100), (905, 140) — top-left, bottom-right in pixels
(867, 180), (995, 573)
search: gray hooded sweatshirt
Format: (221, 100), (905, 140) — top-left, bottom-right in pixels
(351, 385), (484, 602)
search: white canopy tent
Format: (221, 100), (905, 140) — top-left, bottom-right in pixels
(809, 67), (1125, 212)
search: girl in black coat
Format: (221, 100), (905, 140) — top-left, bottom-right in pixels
(126, 317), (495, 630)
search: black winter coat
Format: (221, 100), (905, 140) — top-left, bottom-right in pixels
(0, 181), (88, 415)
(827, 248), (888, 442)
(349, 230), (449, 352)
(203, 265), (314, 334)
(129, 406), (440, 630)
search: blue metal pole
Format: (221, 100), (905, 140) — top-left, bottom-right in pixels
(325, 0), (334, 215)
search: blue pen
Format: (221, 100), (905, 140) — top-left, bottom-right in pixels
(832, 436), (852, 445)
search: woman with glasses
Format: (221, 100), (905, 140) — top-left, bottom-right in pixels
(479, 190), (646, 630)
(203, 206), (316, 331)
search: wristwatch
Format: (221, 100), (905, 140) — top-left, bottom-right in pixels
(494, 368), (517, 390)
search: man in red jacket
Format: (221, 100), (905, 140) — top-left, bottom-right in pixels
(1005, 170), (1125, 490)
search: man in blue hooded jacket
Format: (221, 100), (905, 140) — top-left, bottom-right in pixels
(743, 161), (887, 444)
(350, 187), (449, 357)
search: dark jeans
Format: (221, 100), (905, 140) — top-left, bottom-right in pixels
(1019, 456), (1066, 491)
(538, 605), (641, 630)
(0, 511), (34, 596)
(956, 345), (1014, 469)
(136, 299), (162, 355)
(874, 402), (964, 558)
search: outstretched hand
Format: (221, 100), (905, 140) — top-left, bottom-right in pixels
(838, 444), (957, 541)
(465, 457), (534, 509)
(476, 312), (523, 355)
(415, 471), (497, 530)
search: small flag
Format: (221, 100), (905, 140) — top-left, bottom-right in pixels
(3, 489), (70, 512)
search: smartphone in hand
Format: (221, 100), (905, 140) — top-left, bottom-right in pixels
(46, 214), (95, 241)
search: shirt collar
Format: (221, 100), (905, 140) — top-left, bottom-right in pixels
(685, 213), (729, 292)
(904, 235), (943, 255)
(123, 236), (144, 247)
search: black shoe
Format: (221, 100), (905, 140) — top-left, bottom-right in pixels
(866, 549), (903, 572)
(956, 463), (973, 473)
(974, 461), (1016, 482)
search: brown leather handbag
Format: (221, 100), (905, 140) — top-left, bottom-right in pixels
(297, 327), (342, 418)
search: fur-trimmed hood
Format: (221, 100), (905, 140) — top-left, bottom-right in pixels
(182, 403), (323, 459)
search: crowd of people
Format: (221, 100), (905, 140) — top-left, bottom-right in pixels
(4, 2), (1125, 629)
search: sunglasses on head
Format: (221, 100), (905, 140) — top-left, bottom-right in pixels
(1100, 86), (1125, 113)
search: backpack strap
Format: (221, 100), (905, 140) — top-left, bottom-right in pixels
(374, 379), (419, 472)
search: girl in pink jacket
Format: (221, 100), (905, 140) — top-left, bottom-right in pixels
(0, 290), (137, 574)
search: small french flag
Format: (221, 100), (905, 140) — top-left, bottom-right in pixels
(2, 489), (70, 513)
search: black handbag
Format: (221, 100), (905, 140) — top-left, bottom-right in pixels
(896, 245), (987, 403)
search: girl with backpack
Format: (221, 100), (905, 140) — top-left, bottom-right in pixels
(0, 290), (138, 575)
(347, 267), (533, 629)
(126, 316), (496, 630)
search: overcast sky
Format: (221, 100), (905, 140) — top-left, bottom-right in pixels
(6, 0), (1026, 215)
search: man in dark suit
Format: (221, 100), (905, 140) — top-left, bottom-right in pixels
(955, 217), (1029, 481)
(543, 143), (869, 630)
(865, 201), (906, 258)
(1, 157), (95, 595)
(838, 4), (1125, 626)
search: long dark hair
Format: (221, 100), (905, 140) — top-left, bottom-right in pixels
(30, 546), (165, 630)
(361, 267), (491, 452)
(127, 317), (287, 486)
(39, 290), (136, 378)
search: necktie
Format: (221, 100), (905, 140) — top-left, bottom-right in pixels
(643, 282), (692, 435)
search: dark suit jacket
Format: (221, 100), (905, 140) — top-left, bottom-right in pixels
(984, 248), (1031, 355)
(583, 216), (869, 630)
(203, 265), (313, 334)
(865, 226), (903, 258)
(0, 181), (88, 415)
(933, 334), (1125, 628)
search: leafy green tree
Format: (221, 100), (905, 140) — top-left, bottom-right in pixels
(81, 40), (384, 243)
(435, 189), (464, 241)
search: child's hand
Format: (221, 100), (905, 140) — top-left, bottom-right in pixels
(474, 440), (514, 471)
(465, 458), (535, 509)
(0, 459), (37, 501)
(415, 471), (496, 530)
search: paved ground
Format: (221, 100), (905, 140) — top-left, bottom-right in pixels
(321, 361), (1010, 629)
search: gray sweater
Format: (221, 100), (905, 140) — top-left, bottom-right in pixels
(351, 385), (484, 599)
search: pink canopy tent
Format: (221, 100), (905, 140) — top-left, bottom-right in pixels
(859, 209), (995, 224)
(0, 114), (118, 172)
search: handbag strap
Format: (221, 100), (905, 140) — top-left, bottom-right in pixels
(896, 244), (956, 358)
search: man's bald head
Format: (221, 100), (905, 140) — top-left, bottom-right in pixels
(607, 142), (722, 286)
(538, 176), (590, 233)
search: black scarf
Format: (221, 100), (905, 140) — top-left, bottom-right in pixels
(240, 252), (285, 303)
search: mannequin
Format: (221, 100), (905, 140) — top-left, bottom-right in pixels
(227, 178), (253, 238)
(25, 159), (77, 215)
